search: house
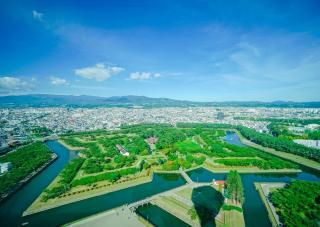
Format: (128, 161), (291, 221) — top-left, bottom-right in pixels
(214, 180), (225, 187)
(0, 162), (12, 174)
(116, 144), (129, 156)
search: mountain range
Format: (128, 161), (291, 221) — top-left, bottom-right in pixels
(0, 94), (319, 108)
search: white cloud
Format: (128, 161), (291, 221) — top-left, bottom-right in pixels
(32, 10), (43, 21)
(0, 76), (31, 93)
(50, 76), (69, 86)
(129, 72), (161, 80)
(75, 63), (125, 81)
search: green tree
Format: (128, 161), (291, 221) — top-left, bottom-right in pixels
(226, 170), (244, 205)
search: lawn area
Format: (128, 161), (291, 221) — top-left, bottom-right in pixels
(176, 188), (193, 200)
(224, 209), (245, 227)
(174, 140), (204, 153)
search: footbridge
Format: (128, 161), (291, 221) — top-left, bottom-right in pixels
(179, 169), (194, 184)
(128, 181), (212, 210)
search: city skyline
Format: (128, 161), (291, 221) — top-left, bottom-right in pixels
(1, 0), (320, 101)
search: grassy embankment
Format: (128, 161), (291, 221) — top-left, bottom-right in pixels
(24, 170), (152, 216)
(203, 161), (301, 174)
(153, 195), (201, 226)
(234, 130), (320, 171)
(58, 139), (85, 151)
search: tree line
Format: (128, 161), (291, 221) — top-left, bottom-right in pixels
(0, 142), (52, 196)
(271, 180), (320, 227)
(226, 170), (244, 205)
(237, 126), (320, 162)
(42, 158), (84, 201)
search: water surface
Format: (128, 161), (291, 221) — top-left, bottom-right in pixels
(137, 204), (190, 227)
(0, 141), (186, 227)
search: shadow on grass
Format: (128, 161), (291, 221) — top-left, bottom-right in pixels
(191, 186), (224, 227)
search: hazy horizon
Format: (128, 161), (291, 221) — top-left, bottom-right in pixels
(1, 93), (320, 103)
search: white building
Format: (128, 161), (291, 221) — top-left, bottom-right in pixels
(0, 162), (12, 174)
(116, 144), (129, 156)
(294, 139), (320, 149)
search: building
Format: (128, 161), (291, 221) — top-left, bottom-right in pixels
(214, 180), (225, 187)
(116, 144), (129, 156)
(0, 162), (12, 174)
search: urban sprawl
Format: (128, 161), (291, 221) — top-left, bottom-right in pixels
(1, 107), (320, 151)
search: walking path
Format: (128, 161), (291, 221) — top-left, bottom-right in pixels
(179, 169), (194, 184)
(69, 206), (144, 227)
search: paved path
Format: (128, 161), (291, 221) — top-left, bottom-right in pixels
(69, 206), (144, 227)
(179, 169), (194, 184)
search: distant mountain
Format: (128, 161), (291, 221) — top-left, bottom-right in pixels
(0, 94), (319, 108)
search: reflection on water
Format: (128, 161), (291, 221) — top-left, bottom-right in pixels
(191, 186), (224, 226)
(137, 204), (190, 227)
(224, 131), (246, 147)
(187, 167), (320, 227)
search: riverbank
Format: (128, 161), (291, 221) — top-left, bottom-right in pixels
(58, 139), (85, 151)
(233, 129), (320, 171)
(0, 152), (57, 203)
(254, 182), (285, 227)
(23, 172), (153, 216)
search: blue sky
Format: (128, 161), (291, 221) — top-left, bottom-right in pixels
(0, 0), (320, 101)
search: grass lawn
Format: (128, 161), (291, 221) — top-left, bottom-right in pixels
(223, 209), (245, 227)
(174, 140), (203, 153)
(176, 188), (193, 200)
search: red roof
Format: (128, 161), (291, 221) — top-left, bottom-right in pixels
(216, 180), (225, 184)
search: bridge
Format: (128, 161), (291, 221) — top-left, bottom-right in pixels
(179, 169), (194, 184)
(128, 181), (212, 210)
